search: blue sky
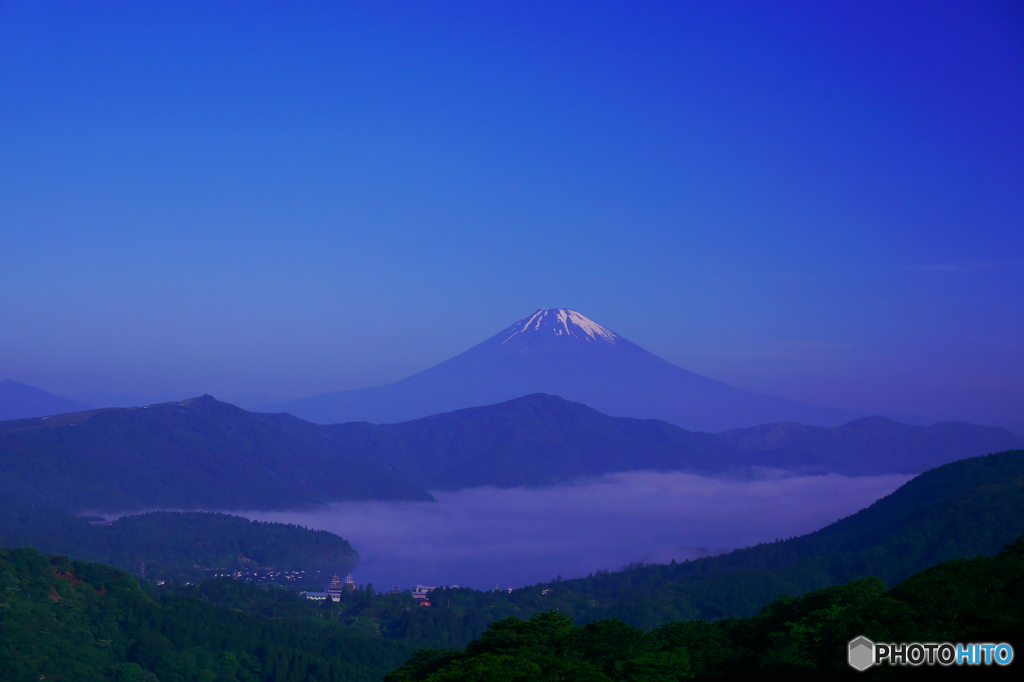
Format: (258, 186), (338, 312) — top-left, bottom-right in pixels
(1, 1), (1022, 428)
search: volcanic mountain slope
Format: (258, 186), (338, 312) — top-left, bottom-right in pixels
(0, 380), (90, 421)
(268, 308), (860, 432)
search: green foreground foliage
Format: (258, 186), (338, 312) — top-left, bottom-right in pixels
(387, 538), (1024, 681)
(2, 450), (1023, 680)
(0, 547), (416, 682)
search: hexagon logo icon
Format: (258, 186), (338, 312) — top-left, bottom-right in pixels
(848, 636), (875, 671)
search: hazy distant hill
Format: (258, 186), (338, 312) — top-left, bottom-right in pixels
(266, 308), (860, 432)
(2, 394), (1015, 514)
(0, 380), (90, 421)
(0, 396), (431, 513)
(719, 416), (1024, 474)
(322, 393), (1022, 487)
(325, 393), (733, 489)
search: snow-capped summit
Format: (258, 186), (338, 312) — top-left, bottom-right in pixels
(267, 308), (860, 431)
(502, 309), (618, 345)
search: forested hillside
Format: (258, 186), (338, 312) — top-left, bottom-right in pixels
(0, 502), (358, 583)
(386, 538), (1024, 681)
(3, 452), (1022, 681)
(0, 547), (415, 682)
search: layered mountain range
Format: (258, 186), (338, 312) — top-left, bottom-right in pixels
(2, 393), (1018, 513)
(267, 308), (862, 432)
(0, 380), (90, 421)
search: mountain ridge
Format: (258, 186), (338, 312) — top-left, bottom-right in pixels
(3, 393), (1019, 515)
(0, 395), (433, 513)
(720, 415), (1023, 474)
(0, 380), (90, 421)
(265, 308), (863, 432)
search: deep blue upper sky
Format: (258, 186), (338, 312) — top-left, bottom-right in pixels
(1, 1), (1021, 429)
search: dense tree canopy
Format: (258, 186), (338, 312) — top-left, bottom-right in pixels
(387, 538), (1024, 681)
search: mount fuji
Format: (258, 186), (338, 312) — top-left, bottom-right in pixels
(268, 308), (860, 432)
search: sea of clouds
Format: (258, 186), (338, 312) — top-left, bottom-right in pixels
(239, 470), (912, 591)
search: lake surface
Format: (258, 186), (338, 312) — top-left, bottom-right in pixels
(238, 470), (911, 591)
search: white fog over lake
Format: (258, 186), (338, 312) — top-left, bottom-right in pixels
(237, 470), (912, 591)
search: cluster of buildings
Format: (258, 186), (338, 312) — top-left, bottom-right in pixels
(301, 573), (355, 602)
(301, 577), (461, 608)
(411, 584), (434, 607)
(301, 577), (441, 607)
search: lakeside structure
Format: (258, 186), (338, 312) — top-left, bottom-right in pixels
(302, 573), (356, 602)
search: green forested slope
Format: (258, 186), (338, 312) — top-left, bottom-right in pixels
(0, 547), (414, 682)
(387, 538), (1024, 681)
(0, 502), (358, 583)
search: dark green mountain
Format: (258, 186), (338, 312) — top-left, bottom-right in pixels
(387, 540), (1024, 682)
(0, 395), (432, 512)
(0, 547), (416, 682)
(719, 415), (1022, 474)
(0, 498), (358, 582)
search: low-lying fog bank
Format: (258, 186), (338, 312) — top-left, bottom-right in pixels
(238, 470), (911, 591)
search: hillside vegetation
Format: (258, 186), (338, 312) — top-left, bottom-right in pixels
(0, 547), (414, 682)
(0, 502), (358, 583)
(2, 451), (1023, 680)
(386, 539), (1024, 681)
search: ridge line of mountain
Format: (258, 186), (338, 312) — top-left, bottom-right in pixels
(2, 392), (1020, 514)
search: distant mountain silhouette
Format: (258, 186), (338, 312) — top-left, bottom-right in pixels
(327, 394), (1022, 484)
(0, 396), (432, 513)
(267, 308), (860, 431)
(4, 394), (1013, 513)
(719, 416), (1024, 474)
(0, 380), (90, 421)
(324, 393), (734, 490)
